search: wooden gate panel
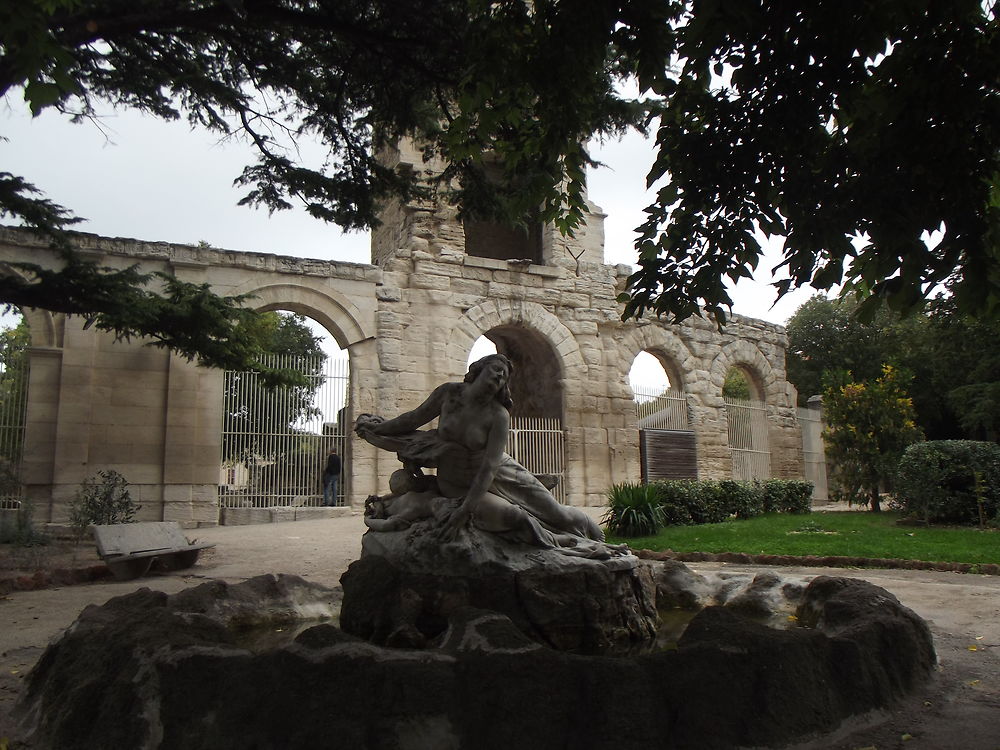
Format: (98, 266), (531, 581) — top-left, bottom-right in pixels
(640, 429), (698, 482)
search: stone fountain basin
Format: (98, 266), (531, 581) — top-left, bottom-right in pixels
(10, 569), (935, 750)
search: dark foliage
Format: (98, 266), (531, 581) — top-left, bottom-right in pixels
(602, 482), (666, 537)
(624, 1), (999, 324)
(1, 0), (996, 368)
(787, 294), (1000, 441)
(894, 440), (1000, 526)
(758, 479), (813, 515)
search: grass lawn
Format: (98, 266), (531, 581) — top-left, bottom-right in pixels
(606, 511), (1000, 566)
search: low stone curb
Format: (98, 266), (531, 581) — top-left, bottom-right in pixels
(4, 549), (996, 598)
(634, 548), (1000, 576)
(0, 564), (112, 596)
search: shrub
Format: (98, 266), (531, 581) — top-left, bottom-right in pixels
(717, 480), (762, 519)
(69, 470), (141, 537)
(653, 480), (758, 523)
(894, 441), (1000, 526)
(602, 482), (666, 537)
(760, 479), (814, 514)
(656, 480), (732, 524)
(605, 479), (816, 537)
(659, 501), (694, 527)
(0, 497), (47, 546)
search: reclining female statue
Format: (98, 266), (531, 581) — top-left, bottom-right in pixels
(355, 354), (610, 555)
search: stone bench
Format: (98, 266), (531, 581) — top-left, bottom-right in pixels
(92, 522), (215, 581)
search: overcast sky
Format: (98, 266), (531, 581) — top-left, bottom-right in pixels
(1, 97), (819, 334)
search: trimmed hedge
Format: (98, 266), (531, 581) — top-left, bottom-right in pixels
(603, 478), (814, 535)
(760, 479), (814, 515)
(894, 440), (1000, 526)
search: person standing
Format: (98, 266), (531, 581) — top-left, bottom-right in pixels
(322, 448), (342, 506)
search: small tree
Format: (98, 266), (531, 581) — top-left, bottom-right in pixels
(822, 366), (923, 512)
(68, 470), (140, 537)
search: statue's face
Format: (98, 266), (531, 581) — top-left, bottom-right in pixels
(479, 358), (510, 392)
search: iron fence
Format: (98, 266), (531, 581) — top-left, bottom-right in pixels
(633, 384), (689, 430)
(219, 353), (349, 509)
(508, 416), (566, 504)
(724, 395), (771, 480)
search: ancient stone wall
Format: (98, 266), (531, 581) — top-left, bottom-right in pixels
(364, 145), (802, 506)
(1, 166), (803, 522)
(0, 229), (381, 526)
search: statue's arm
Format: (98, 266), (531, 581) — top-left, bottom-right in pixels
(370, 384), (451, 435)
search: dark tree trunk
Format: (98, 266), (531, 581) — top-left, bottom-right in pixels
(870, 487), (881, 513)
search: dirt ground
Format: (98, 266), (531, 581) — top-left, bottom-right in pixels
(1, 511), (998, 749)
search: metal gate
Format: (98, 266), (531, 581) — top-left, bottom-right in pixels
(634, 385), (696, 481)
(508, 416), (566, 504)
(219, 353), (349, 508)
(724, 395), (771, 480)
(634, 385), (689, 430)
(797, 403), (828, 500)
(0, 323), (29, 509)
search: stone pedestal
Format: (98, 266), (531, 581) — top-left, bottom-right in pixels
(340, 524), (659, 653)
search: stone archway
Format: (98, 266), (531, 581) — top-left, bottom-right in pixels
(615, 326), (699, 481)
(710, 341), (780, 407)
(485, 325), (562, 420)
(236, 282), (374, 348)
(447, 300), (583, 501)
(615, 325), (697, 396)
(712, 341), (777, 480)
(448, 300), (586, 380)
(217, 287), (364, 521)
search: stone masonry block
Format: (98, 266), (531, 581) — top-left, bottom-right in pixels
(409, 273), (451, 291)
(376, 286), (402, 302)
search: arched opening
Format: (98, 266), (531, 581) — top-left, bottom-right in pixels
(629, 350), (696, 481)
(723, 365), (764, 402)
(467, 328), (566, 501)
(218, 310), (351, 517)
(475, 325), (563, 420)
(629, 351), (688, 429)
(723, 364), (770, 480)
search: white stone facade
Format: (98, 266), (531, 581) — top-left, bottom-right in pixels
(0, 170), (802, 524)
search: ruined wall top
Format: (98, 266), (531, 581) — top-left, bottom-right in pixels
(0, 226), (382, 284)
(372, 138), (607, 272)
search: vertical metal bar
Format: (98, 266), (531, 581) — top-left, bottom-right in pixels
(219, 343), (352, 513)
(0, 333), (29, 508)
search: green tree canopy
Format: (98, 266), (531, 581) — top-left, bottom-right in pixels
(2, 0), (997, 360)
(722, 367), (752, 401)
(822, 365), (923, 512)
(785, 295), (898, 405)
(905, 297), (1000, 442)
(786, 293), (1000, 441)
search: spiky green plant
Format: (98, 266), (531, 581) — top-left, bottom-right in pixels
(602, 482), (666, 537)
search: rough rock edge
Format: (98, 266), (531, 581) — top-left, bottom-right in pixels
(9, 571), (937, 750)
(340, 525), (660, 651)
